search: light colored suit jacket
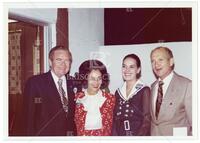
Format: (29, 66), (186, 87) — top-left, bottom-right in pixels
(150, 72), (192, 136)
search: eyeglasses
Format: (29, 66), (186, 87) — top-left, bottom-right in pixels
(54, 58), (71, 65)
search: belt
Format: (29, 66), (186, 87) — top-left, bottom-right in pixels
(124, 120), (130, 130)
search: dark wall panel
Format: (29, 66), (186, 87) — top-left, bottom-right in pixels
(105, 8), (191, 45)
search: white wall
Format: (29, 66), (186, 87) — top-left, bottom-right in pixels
(68, 8), (104, 76)
(9, 8), (104, 74)
(98, 42), (192, 94)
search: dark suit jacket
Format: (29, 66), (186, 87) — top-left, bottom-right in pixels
(23, 71), (81, 136)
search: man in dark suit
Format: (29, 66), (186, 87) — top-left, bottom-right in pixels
(23, 46), (81, 136)
(150, 46), (192, 136)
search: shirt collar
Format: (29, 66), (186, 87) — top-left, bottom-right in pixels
(118, 79), (145, 101)
(158, 71), (174, 84)
(84, 89), (102, 97)
(51, 70), (66, 86)
(76, 89), (106, 109)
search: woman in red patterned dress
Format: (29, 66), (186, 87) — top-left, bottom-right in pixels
(74, 60), (115, 136)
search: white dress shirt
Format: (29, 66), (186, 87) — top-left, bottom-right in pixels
(51, 71), (68, 99)
(153, 71), (174, 113)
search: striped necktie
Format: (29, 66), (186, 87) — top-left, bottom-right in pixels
(58, 79), (68, 113)
(155, 80), (164, 119)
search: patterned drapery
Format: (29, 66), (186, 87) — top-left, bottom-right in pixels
(33, 26), (40, 75)
(9, 32), (22, 94)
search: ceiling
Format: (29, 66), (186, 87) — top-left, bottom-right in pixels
(9, 8), (57, 25)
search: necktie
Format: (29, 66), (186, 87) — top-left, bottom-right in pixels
(58, 79), (68, 113)
(155, 80), (164, 119)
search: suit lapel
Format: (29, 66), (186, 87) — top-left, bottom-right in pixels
(66, 75), (78, 106)
(151, 81), (158, 121)
(158, 73), (177, 120)
(46, 71), (63, 108)
(66, 76), (72, 102)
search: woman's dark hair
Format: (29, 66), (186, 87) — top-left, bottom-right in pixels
(123, 54), (141, 79)
(78, 60), (109, 89)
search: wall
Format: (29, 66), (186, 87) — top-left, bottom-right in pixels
(68, 8), (104, 76)
(104, 8), (192, 45)
(9, 8), (57, 25)
(9, 8), (105, 76)
(98, 42), (192, 93)
(9, 8), (57, 72)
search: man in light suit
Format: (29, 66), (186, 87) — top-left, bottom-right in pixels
(23, 46), (81, 136)
(150, 46), (192, 136)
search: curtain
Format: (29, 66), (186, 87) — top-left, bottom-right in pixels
(56, 8), (68, 49)
(9, 32), (22, 94)
(33, 26), (40, 75)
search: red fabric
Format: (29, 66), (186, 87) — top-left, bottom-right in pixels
(74, 91), (115, 136)
(56, 8), (68, 49)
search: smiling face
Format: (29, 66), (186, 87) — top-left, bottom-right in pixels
(151, 48), (174, 80)
(87, 69), (102, 95)
(122, 57), (141, 82)
(49, 49), (71, 78)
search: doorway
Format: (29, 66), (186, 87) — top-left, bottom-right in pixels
(8, 19), (44, 135)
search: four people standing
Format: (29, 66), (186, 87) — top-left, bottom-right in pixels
(23, 45), (192, 136)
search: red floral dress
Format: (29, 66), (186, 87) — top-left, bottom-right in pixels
(74, 91), (115, 136)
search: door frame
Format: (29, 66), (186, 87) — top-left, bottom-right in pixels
(9, 12), (57, 72)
